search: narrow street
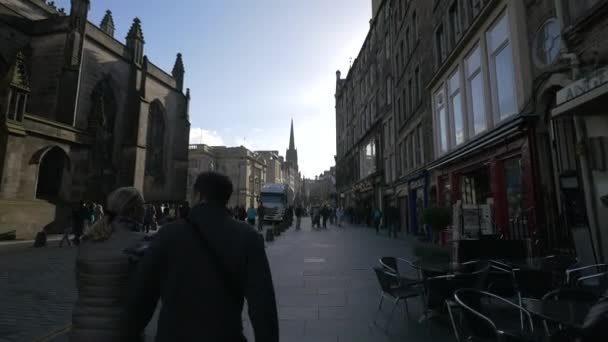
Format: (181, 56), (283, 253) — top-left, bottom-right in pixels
(0, 218), (452, 342)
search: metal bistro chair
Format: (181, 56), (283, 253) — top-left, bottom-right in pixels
(512, 268), (554, 330)
(565, 264), (607, 286)
(379, 257), (422, 287)
(426, 261), (491, 342)
(540, 287), (600, 336)
(454, 289), (536, 342)
(373, 267), (424, 331)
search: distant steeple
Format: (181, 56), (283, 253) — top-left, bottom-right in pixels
(100, 10), (115, 37)
(172, 53), (185, 92)
(289, 118), (295, 150)
(286, 118), (298, 169)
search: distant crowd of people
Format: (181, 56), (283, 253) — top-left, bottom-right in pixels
(60, 201), (191, 247)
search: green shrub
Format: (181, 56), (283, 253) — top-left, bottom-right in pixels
(421, 207), (452, 232)
(413, 242), (451, 262)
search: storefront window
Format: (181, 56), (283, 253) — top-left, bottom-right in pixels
(461, 167), (491, 205)
(505, 158), (523, 220)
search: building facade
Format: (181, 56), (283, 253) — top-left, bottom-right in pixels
(335, 0), (608, 261)
(533, 0), (608, 263)
(187, 144), (266, 209)
(257, 150), (284, 184)
(0, 0), (190, 238)
(335, 0), (392, 216)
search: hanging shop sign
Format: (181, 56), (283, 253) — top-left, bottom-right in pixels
(556, 66), (608, 106)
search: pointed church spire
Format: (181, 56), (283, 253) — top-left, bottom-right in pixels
(286, 119), (298, 169)
(100, 10), (115, 37)
(289, 118), (295, 150)
(172, 53), (185, 92)
(126, 17), (145, 64)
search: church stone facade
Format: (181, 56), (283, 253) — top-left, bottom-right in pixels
(0, 0), (190, 238)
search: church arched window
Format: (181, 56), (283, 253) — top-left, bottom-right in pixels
(146, 100), (166, 184)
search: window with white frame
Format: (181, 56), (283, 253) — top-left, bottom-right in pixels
(435, 89), (449, 154)
(449, 1), (462, 45)
(435, 25), (447, 64)
(448, 69), (465, 146)
(487, 12), (517, 120)
(415, 125), (422, 165)
(465, 45), (487, 135)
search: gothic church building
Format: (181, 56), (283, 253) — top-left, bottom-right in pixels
(0, 0), (190, 238)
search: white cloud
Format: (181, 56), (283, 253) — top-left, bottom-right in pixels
(189, 127), (224, 146)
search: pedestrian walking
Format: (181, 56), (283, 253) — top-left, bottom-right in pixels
(373, 207), (383, 234)
(295, 204), (303, 230)
(93, 203), (104, 223)
(257, 201), (266, 232)
(70, 187), (147, 341)
(71, 201), (86, 246)
(247, 206), (257, 226)
(125, 171), (278, 342)
(336, 207), (344, 227)
(386, 204), (399, 238)
(59, 225), (72, 247)
(321, 205), (329, 229)
(143, 205), (156, 233)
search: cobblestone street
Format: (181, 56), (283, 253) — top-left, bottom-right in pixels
(0, 244), (76, 342)
(0, 218), (452, 342)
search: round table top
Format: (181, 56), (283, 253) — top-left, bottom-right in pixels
(411, 259), (461, 274)
(521, 298), (593, 329)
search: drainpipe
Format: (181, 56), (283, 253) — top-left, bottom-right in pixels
(554, 0), (604, 262)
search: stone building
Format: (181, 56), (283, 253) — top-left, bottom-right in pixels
(335, 0), (392, 214)
(187, 144), (266, 209)
(528, 0), (608, 263)
(0, 0), (190, 238)
(390, 0), (435, 236)
(256, 150), (283, 184)
(306, 167), (337, 206)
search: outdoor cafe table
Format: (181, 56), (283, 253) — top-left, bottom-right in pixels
(521, 298), (593, 330)
(411, 259), (463, 276)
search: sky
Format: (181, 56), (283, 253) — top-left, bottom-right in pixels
(55, 0), (371, 178)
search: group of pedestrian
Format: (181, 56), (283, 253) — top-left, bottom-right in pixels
(236, 202), (266, 232)
(69, 171), (278, 341)
(61, 201), (104, 247)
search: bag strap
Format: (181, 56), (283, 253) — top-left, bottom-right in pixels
(186, 218), (242, 305)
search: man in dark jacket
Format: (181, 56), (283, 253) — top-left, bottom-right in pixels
(125, 171), (278, 342)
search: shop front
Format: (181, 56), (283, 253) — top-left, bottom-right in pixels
(432, 117), (539, 240)
(551, 65), (608, 263)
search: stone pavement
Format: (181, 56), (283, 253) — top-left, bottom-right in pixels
(0, 242), (77, 342)
(0, 218), (453, 342)
(240, 218), (453, 342)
